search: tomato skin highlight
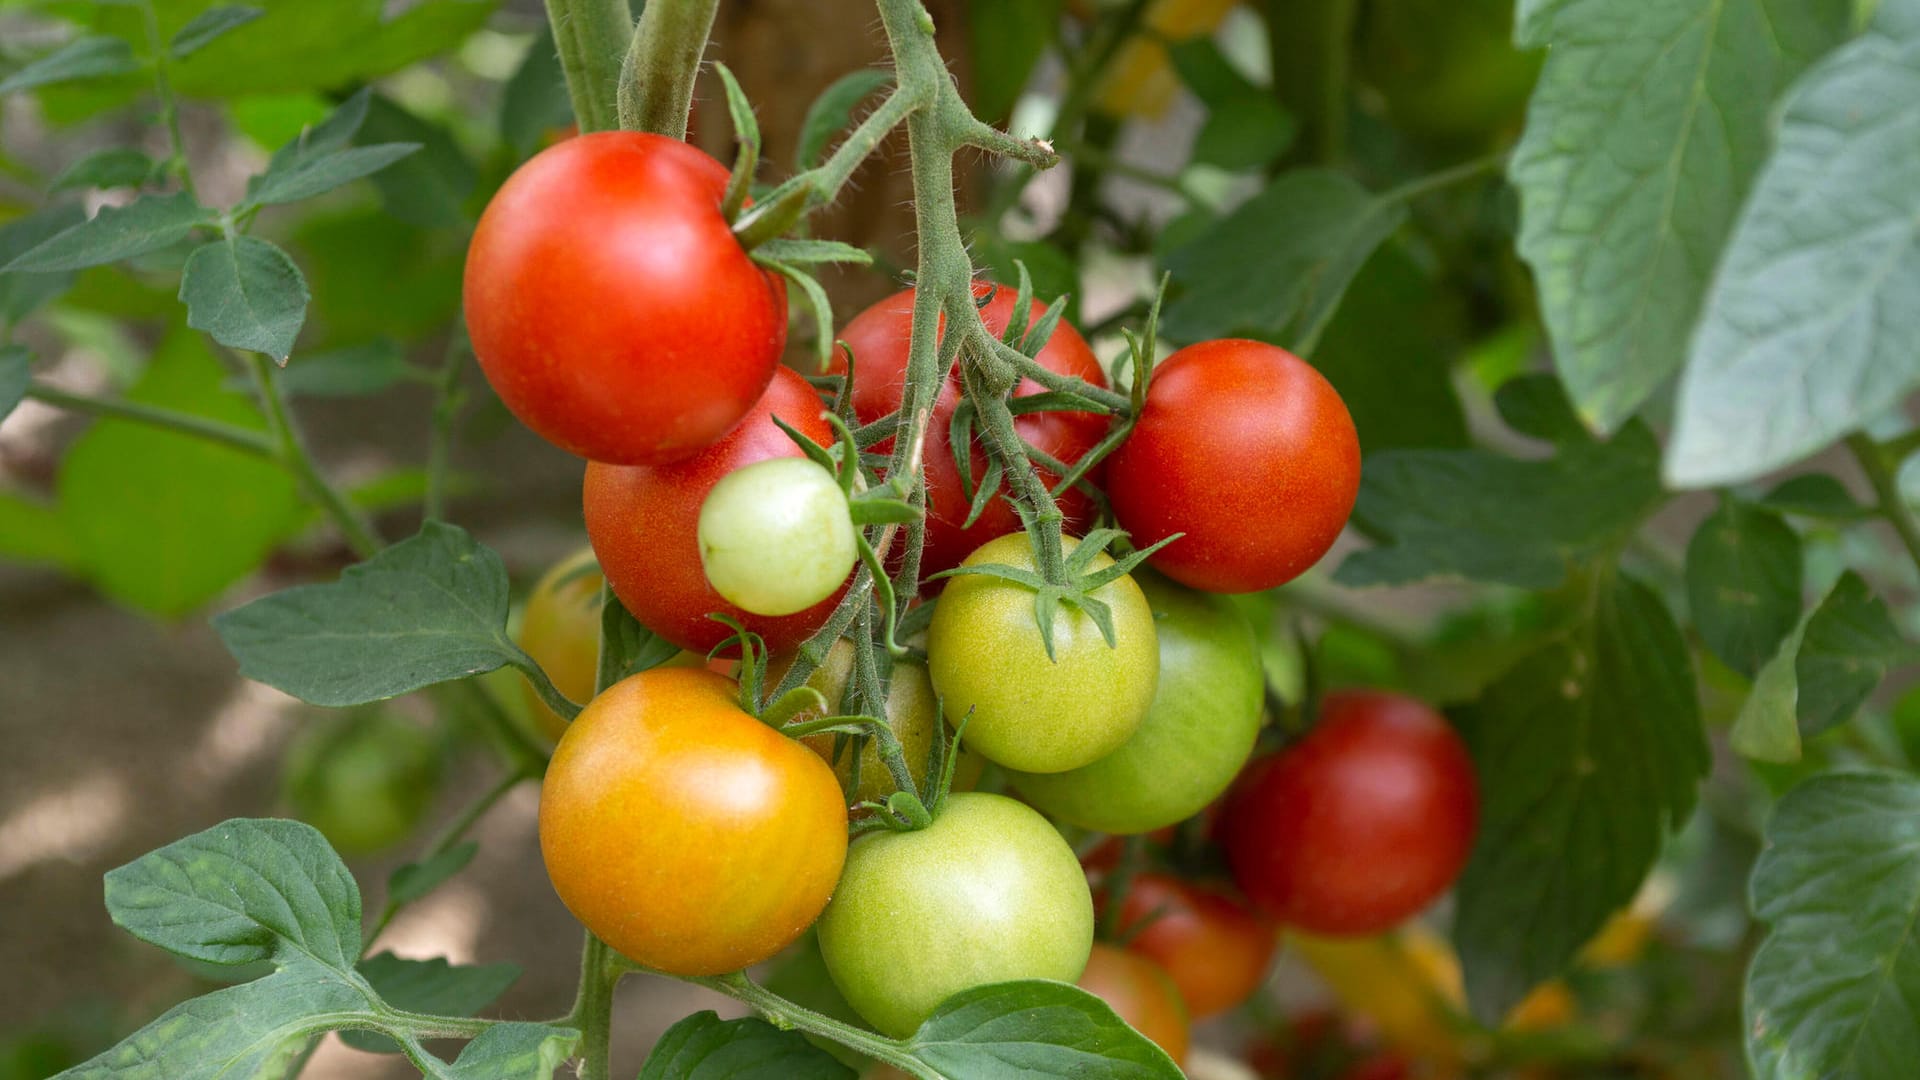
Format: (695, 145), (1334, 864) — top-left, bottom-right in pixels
(584, 367), (847, 654)
(1220, 690), (1479, 935)
(1009, 570), (1262, 831)
(538, 667), (847, 975)
(1114, 874), (1276, 1019)
(927, 533), (1159, 774)
(1109, 339), (1360, 594)
(464, 131), (786, 464)
(829, 283), (1111, 577)
(816, 792), (1095, 1037)
(1077, 943), (1191, 1064)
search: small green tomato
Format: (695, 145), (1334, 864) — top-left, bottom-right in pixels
(697, 457), (858, 617)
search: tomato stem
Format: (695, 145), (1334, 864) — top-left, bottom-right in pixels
(568, 932), (623, 1079)
(689, 972), (940, 1078)
(545, 0), (631, 133)
(617, 0), (721, 138)
(1847, 433), (1920, 576)
(242, 350), (384, 559)
(21, 383), (276, 458)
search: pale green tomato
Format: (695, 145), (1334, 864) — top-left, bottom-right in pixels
(927, 533), (1159, 773)
(1009, 570), (1263, 833)
(816, 792), (1095, 1037)
(697, 457), (857, 616)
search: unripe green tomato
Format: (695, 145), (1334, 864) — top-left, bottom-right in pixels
(927, 533), (1159, 773)
(697, 457), (858, 617)
(1008, 571), (1262, 833)
(817, 792), (1095, 1037)
(282, 709), (443, 855)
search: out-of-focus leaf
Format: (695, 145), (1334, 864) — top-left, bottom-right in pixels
(169, 6), (266, 59)
(1309, 243), (1468, 453)
(50, 149), (158, 193)
(0, 37), (140, 95)
(966, 0), (1058, 122)
(356, 95), (476, 229)
(1684, 499), (1802, 678)
(500, 26), (572, 158)
(795, 70), (893, 170)
(0, 203), (86, 322)
(4, 193), (212, 274)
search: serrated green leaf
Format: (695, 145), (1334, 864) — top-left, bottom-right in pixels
(500, 25), (570, 157)
(1667, 11), (1920, 485)
(245, 143), (421, 208)
(56, 326), (301, 616)
(0, 37), (139, 95)
(4, 192), (211, 274)
(446, 1022), (579, 1080)
(965, 0), (1058, 122)
(180, 235), (310, 359)
(1795, 571), (1915, 739)
(343, 954), (519, 1054)
(906, 980), (1183, 1079)
(1338, 378), (1666, 589)
(1453, 572), (1708, 1021)
(105, 817), (360, 967)
(0, 344), (26, 423)
(795, 69), (892, 170)
(638, 1011), (854, 1080)
(213, 520), (530, 706)
(1161, 170), (1404, 350)
(170, 5), (265, 59)
(1684, 499), (1802, 678)
(50, 148), (158, 193)
(1747, 771), (1920, 1079)
(1512, 0), (1850, 433)
(357, 94), (476, 229)
(388, 841), (478, 907)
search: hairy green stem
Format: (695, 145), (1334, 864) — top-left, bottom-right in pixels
(690, 973), (938, 1079)
(569, 933), (621, 1080)
(546, 0), (633, 132)
(244, 354), (383, 558)
(617, 0), (721, 137)
(1848, 433), (1920, 575)
(24, 384), (275, 457)
(139, 0), (195, 198)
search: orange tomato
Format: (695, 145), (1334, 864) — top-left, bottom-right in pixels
(538, 667), (847, 974)
(516, 548), (603, 741)
(1078, 943), (1191, 1064)
(1115, 874), (1276, 1018)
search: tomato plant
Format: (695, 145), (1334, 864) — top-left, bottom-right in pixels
(464, 131), (786, 465)
(815, 792), (1095, 1037)
(1219, 690), (1479, 935)
(584, 366), (848, 655)
(926, 532), (1160, 773)
(540, 667), (847, 975)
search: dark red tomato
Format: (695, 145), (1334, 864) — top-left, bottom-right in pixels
(583, 367), (846, 654)
(1114, 874), (1276, 1019)
(465, 131), (787, 464)
(1108, 339), (1359, 593)
(828, 283), (1110, 576)
(1219, 690), (1478, 935)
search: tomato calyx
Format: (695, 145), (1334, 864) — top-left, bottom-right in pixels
(845, 711), (974, 837)
(930, 526), (1181, 660)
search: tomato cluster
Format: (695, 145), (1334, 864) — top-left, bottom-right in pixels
(468, 134), (1477, 1052)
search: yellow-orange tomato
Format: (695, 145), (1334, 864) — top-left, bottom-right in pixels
(517, 548), (604, 741)
(1078, 943), (1191, 1064)
(538, 667), (847, 975)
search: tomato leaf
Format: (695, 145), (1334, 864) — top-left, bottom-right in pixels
(1452, 572), (1709, 1021)
(0, 344), (27, 424)
(1160, 170), (1403, 352)
(965, 0), (1058, 122)
(1338, 376), (1666, 589)
(1683, 498), (1803, 678)
(50, 147), (159, 192)
(0, 203), (87, 321)
(179, 235), (310, 360)
(1511, 0), (1850, 435)
(795, 69), (892, 170)
(3, 192), (212, 273)
(343, 954), (520, 1054)
(1758, 473), (1873, 522)
(1309, 243), (1469, 453)
(169, 5), (266, 59)
(244, 142), (421, 208)
(1169, 39), (1295, 171)
(500, 25), (572, 158)
(0, 36), (140, 95)
(246, 339), (412, 397)
(388, 841), (478, 907)
(355, 95), (477, 229)
(752, 238), (873, 266)
(1668, 10), (1920, 484)
(905, 980), (1183, 1079)
(638, 1011), (854, 1080)
(1793, 571), (1916, 739)
(213, 520), (536, 707)
(0, 491), (77, 569)
(598, 593), (683, 692)
(445, 1023), (579, 1080)
(57, 326), (302, 615)
(1747, 771), (1920, 1079)
(1730, 615), (1811, 764)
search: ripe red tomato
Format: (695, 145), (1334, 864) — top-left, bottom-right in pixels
(584, 367), (847, 654)
(1219, 691), (1478, 935)
(828, 283), (1110, 576)
(1114, 873), (1276, 1019)
(465, 131), (787, 464)
(1108, 339), (1360, 593)
(538, 667), (847, 975)
(1077, 943), (1190, 1064)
